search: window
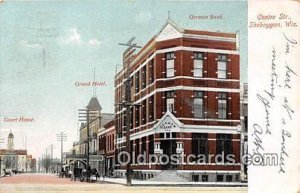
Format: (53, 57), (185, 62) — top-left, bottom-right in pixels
(194, 91), (204, 118)
(142, 137), (146, 154)
(202, 175), (208, 182)
(166, 91), (175, 113)
(130, 140), (133, 155)
(112, 134), (115, 150)
(217, 54), (227, 79)
(142, 100), (147, 125)
(166, 132), (170, 139)
(192, 133), (208, 163)
(135, 106), (140, 127)
(130, 76), (134, 87)
(135, 139), (140, 162)
(141, 66), (146, 89)
(149, 59), (154, 84)
(192, 175), (199, 182)
(110, 135), (113, 151)
(194, 52), (203, 77)
(109, 135), (111, 151)
(217, 175), (224, 182)
(244, 115), (248, 132)
(244, 104), (248, 132)
(172, 132), (176, 139)
(159, 133), (164, 139)
(226, 175), (233, 182)
(149, 135), (154, 154)
(135, 71), (140, 93)
(216, 134), (232, 163)
(235, 174), (240, 181)
(166, 52), (175, 77)
(218, 93), (227, 119)
(148, 96), (154, 122)
(122, 111), (127, 131)
(130, 106), (133, 130)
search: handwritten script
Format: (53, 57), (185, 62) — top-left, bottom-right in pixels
(252, 32), (297, 173)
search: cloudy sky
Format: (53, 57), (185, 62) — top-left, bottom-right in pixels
(0, 0), (247, 159)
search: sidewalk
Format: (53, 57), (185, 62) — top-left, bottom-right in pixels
(97, 177), (248, 187)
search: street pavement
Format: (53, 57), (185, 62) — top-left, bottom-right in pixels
(0, 173), (248, 193)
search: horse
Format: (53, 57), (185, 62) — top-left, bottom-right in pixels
(90, 168), (100, 181)
(3, 169), (11, 177)
(12, 169), (19, 175)
(80, 169), (90, 182)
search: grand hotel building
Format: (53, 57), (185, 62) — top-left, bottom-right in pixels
(114, 19), (241, 182)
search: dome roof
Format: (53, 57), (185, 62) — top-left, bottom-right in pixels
(8, 131), (14, 138)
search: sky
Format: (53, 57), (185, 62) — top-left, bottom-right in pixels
(0, 0), (247, 160)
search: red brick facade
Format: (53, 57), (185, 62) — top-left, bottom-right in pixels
(113, 19), (241, 180)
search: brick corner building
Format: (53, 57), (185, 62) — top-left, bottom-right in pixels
(114, 18), (241, 182)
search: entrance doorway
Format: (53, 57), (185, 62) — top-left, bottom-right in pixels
(160, 132), (177, 170)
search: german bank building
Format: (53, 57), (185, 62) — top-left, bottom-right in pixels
(114, 18), (241, 183)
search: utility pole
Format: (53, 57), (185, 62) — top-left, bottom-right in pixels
(56, 132), (67, 171)
(0, 156), (2, 177)
(26, 12), (58, 68)
(117, 37), (141, 186)
(50, 144), (54, 172)
(41, 154), (44, 172)
(78, 108), (98, 170)
(38, 157), (40, 173)
(45, 148), (49, 173)
(0, 138), (4, 176)
(0, 138), (4, 149)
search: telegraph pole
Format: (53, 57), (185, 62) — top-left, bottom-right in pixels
(50, 144), (54, 172)
(26, 12), (58, 67)
(117, 37), (141, 186)
(0, 138), (3, 177)
(78, 108), (98, 170)
(45, 148), (49, 173)
(41, 154), (44, 172)
(56, 132), (67, 171)
(38, 157), (40, 173)
(0, 138), (4, 149)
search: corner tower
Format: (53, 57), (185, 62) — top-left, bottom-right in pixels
(7, 130), (14, 150)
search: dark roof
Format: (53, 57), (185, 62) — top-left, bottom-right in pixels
(87, 97), (102, 111)
(14, 150), (27, 155)
(8, 132), (14, 138)
(184, 29), (236, 38)
(0, 149), (7, 154)
(101, 113), (114, 126)
(0, 149), (27, 155)
(103, 120), (115, 129)
(117, 18), (237, 78)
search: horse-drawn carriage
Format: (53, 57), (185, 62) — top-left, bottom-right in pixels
(58, 167), (71, 178)
(70, 167), (99, 182)
(71, 168), (82, 181)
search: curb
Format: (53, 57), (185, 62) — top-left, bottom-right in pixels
(94, 179), (248, 187)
